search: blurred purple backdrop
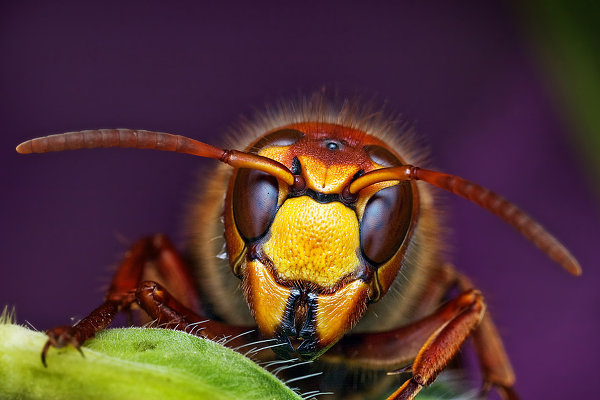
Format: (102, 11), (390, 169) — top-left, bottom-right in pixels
(1, 1), (598, 399)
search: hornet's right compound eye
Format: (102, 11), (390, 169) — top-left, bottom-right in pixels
(233, 168), (279, 242)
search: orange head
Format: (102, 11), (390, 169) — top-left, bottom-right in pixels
(223, 123), (418, 359)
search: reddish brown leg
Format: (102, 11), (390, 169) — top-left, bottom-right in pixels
(386, 289), (485, 400)
(325, 289), (486, 399)
(325, 265), (518, 399)
(42, 299), (122, 366)
(135, 280), (260, 347)
(105, 234), (201, 312)
(446, 265), (517, 400)
(42, 234), (256, 366)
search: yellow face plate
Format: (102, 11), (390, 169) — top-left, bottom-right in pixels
(263, 196), (360, 288)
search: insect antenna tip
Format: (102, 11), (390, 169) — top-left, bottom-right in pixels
(16, 141), (32, 154)
(567, 260), (583, 276)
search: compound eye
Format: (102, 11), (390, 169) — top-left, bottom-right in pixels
(360, 183), (413, 265)
(252, 128), (305, 152)
(233, 168), (279, 241)
(364, 144), (402, 167)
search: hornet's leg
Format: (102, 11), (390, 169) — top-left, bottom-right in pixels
(325, 289), (486, 399)
(385, 289), (485, 400)
(42, 234), (257, 366)
(446, 264), (517, 399)
(325, 265), (517, 399)
(134, 279), (259, 346)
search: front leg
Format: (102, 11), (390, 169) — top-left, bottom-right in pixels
(449, 266), (516, 398)
(387, 289), (485, 400)
(325, 288), (509, 399)
(324, 267), (518, 399)
(42, 299), (122, 366)
(134, 280), (259, 347)
(42, 234), (257, 365)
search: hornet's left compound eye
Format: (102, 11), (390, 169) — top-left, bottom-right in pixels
(359, 144), (413, 265)
(359, 183), (413, 266)
(233, 168), (279, 241)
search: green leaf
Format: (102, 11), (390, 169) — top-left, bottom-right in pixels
(0, 306), (465, 400)
(0, 323), (302, 400)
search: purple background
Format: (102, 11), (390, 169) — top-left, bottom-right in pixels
(1, 1), (598, 399)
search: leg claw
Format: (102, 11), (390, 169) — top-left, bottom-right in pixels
(41, 325), (85, 367)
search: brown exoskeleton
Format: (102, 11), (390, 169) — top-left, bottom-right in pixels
(17, 96), (581, 399)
